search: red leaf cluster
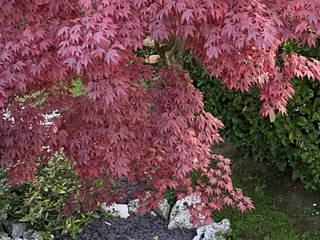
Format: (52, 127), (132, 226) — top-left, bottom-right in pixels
(1, 0), (320, 223)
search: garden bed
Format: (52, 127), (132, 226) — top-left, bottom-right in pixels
(56, 213), (196, 240)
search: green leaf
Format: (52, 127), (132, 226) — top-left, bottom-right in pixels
(301, 152), (312, 163)
(292, 170), (300, 181)
(305, 143), (317, 151)
(296, 116), (308, 126)
(288, 132), (294, 143)
(20, 214), (33, 222)
(294, 128), (302, 138)
(312, 112), (320, 121)
(269, 114), (276, 123)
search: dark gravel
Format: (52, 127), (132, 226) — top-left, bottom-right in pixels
(57, 179), (196, 240)
(57, 213), (196, 240)
(117, 178), (141, 204)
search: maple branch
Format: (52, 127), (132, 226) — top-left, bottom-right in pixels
(172, 37), (186, 66)
(155, 38), (176, 67)
(155, 37), (186, 67)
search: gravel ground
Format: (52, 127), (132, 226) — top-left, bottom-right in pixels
(57, 179), (196, 240)
(56, 213), (196, 240)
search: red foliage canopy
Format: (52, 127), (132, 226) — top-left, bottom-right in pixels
(1, 0), (320, 222)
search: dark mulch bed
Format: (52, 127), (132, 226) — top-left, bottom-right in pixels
(57, 213), (196, 240)
(57, 179), (196, 240)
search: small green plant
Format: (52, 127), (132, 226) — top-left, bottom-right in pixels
(163, 191), (177, 206)
(0, 167), (10, 229)
(225, 231), (237, 240)
(303, 206), (320, 217)
(13, 153), (97, 239)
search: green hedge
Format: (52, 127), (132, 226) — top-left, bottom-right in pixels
(185, 42), (320, 190)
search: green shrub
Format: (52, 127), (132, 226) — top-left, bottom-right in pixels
(12, 154), (98, 239)
(1, 80), (93, 238)
(270, 79), (320, 189)
(185, 42), (320, 190)
(0, 167), (10, 227)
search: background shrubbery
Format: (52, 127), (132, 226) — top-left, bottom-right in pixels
(185, 41), (320, 190)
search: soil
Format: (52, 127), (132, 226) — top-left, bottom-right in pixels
(279, 178), (320, 233)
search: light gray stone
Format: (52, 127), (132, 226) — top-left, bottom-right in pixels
(128, 199), (140, 214)
(155, 198), (171, 220)
(0, 232), (12, 240)
(168, 195), (205, 230)
(127, 192), (150, 215)
(101, 203), (130, 219)
(193, 219), (231, 240)
(44, 110), (60, 125)
(0, 211), (8, 222)
(128, 197), (171, 220)
(11, 223), (26, 239)
(23, 230), (43, 240)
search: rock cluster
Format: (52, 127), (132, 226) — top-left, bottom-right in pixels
(193, 219), (231, 240)
(168, 195), (204, 230)
(0, 224), (45, 240)
(1, 194), (230, 240)
(100, 194), (231, 240)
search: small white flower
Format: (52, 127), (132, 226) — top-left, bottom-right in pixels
(313, 203), (317, 207)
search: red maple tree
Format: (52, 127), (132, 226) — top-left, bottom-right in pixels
(1, 0), (320, 223)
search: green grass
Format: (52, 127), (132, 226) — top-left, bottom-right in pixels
(212, 185), (303, 240)
(162, 143), (320, 239)
(209, 146), (320, 240)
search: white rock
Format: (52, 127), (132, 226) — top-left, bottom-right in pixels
(127, 192), (151, 215)
(101, 203), (130, 219)
(150, 211), (157, 217)
(128, 199), (140, 214)
(11, 223), (26, 239)
(193, 219), (231, 240)
(142, 36), (155, 47)
(128, 197), (171, 220)
(168, 195), (204, 230)
(155, 198), (171, 220)
(0, 232), (12, 240)
(43, 110), (60, 125)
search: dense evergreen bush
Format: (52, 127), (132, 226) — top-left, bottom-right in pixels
(185, 41), (320, 190)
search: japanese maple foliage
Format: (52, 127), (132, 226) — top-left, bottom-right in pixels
(1, 0), (320, 224)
